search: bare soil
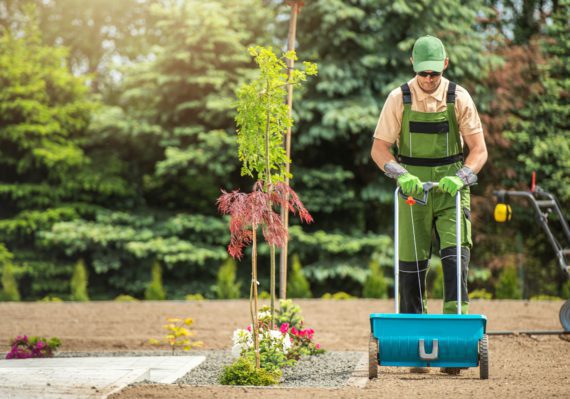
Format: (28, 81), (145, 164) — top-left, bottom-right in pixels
(1, 299), (569, 398)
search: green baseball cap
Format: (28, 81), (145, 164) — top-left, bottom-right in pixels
(412, 35), (446, 73)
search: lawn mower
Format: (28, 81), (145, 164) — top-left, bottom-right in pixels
(369, 182), (489, 379)
(493, 172), (570, 331)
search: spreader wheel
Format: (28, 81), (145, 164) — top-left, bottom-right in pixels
(559, 299), (570, 331)
(479, 334), (489, 380)
(369, 333), (378, 379)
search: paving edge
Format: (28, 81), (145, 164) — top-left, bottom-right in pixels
(345, 352), (369, 389)
(103, 368), (150, 399)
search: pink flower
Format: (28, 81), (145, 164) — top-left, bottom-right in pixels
(291, 327), (298, 336)
(246, 325), (252, 332)
(36, 341), (45, 349)
(279, 323), (289, 334)
(315, 343), (321, 349)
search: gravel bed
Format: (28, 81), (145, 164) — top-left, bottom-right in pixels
(175, 350), (364, 387)
(280, 351), (363, 387)
(49, 349), (364, 388)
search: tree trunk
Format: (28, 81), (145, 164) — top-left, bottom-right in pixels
(252, 224), (260, 369)
(279, 1), (300, 300)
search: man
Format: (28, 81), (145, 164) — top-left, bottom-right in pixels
(370, 35), (488, 374)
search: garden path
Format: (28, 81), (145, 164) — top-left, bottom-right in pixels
(0, 356), (205, 398)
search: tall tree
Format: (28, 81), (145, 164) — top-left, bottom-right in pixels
(475, 0), (569, 297)
(34, 0), (277, 299)
(117, 0), (275, 213)
(35, 0), (152, 94)
(0, 7), (103, 298)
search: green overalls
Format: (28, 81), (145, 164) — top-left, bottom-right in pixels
(397, 82), (471, 315)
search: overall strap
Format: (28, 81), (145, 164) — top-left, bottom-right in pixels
(400, 83), (413, 156)
(446, 81), (457, 103)
(445, 81), (461, 157)
(401, 83), (412, 105)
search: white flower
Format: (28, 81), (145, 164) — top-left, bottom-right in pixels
(231, 343), (243, 358)
(269, 330), (282, 340)
(258, 310), (271, 320)
(232, 329), (251, 346)
(282, 333), (292, 353)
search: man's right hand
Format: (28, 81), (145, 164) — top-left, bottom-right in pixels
(397, 173), (423, 196)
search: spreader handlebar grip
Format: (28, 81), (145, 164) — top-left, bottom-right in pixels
(397, 182), (439, 205)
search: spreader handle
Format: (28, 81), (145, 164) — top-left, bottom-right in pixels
(397, 182), (439, 206)
(394, 182), (462, 314)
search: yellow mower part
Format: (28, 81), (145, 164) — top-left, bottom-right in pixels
(494, 203), (512, 223)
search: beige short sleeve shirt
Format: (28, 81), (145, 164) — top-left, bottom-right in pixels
(373, 77), (483, 144)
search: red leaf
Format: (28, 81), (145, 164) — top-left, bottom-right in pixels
(216, 181), (313, 259)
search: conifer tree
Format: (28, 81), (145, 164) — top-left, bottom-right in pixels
(213, 258), (241, 299)
(503, 0), (570, 201)
(145, 261), (166, 300)
(495, 266), (522, 299)
(70, 259), (89, 302)
(287, 255), (312, 298)
(0, 245), (20, 302)
(362, 260), (387, 299)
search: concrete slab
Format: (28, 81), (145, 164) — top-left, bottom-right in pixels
(346, 352), (369, 388)
(0, 356), (206, 399)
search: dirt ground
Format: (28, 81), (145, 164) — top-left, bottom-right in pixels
(1, 299), (569, 398)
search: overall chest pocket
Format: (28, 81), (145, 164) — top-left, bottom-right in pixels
(404, 111), (451, 158)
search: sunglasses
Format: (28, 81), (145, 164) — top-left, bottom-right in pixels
(418, 71), (441, 77)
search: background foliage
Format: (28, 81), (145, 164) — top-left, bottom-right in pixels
(0, 0), (568, 300)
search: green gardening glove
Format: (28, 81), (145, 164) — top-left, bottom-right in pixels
(438, 176), (465, 196)
(397, 173), (423, 196)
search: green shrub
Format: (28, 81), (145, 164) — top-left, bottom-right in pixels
(38, 296), (63, 302)
(469, 289), (493, 300)
(561, 280), (570, 299)
(0, 245), (19, 301)
(70, 259), (89, 301)
(495, 265), (522, 299)
(213, 257), (241, 299)
(427, 258), (443, 299)
(1, 256), (20, 302)
(274, 299), (303, 329)
(362, 259), (387, 298)
(530, 295), (563, 301)
(259, 291), (271, 299)
(114, 294), (138, 302)
(321, 291), (355, 300)
(287, 255), (312, 298)
(145, 261), (166, 300)
(185, 293), (205, 301)
(219, 357), (281, 386)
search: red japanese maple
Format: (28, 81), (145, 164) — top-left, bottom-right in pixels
(217, 181), (312, 259)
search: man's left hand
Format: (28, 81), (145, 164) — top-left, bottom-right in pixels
(438, 176), (464, 196)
